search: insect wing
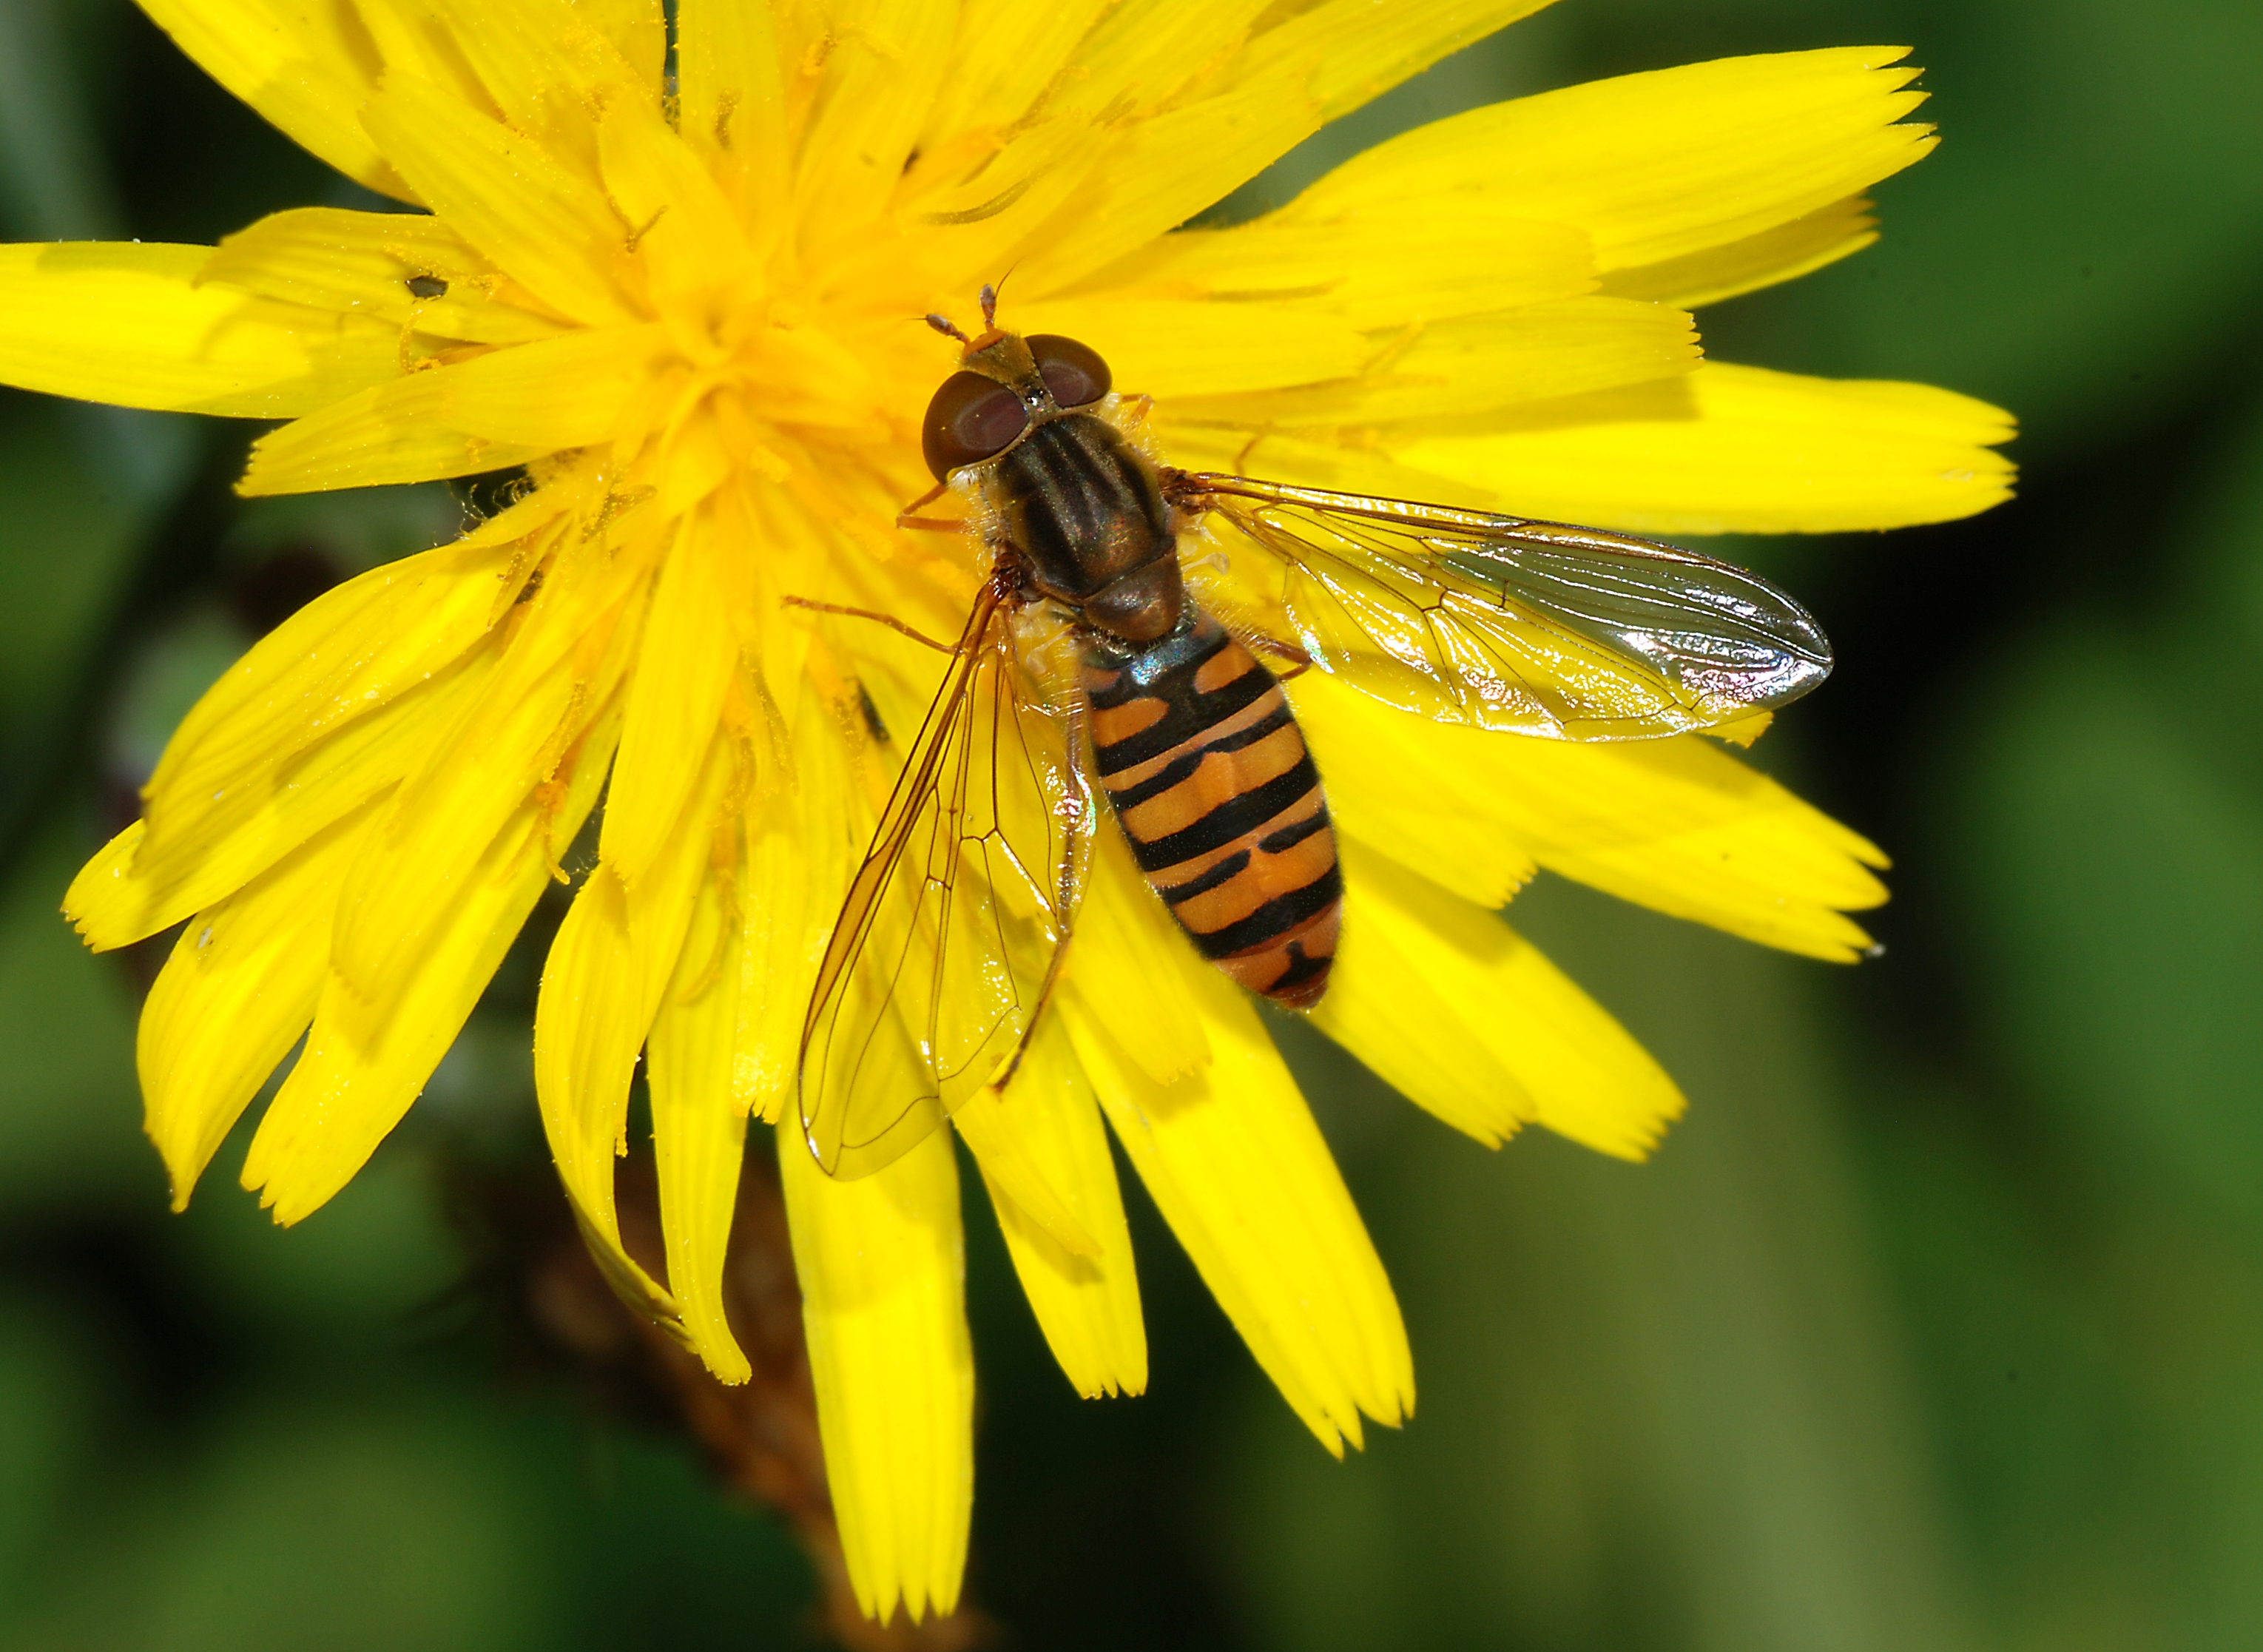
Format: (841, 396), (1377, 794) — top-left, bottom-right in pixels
(798, 590), (1090, 1177)
(1182, 475), (1831, 740)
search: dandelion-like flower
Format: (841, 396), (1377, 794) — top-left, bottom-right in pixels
(1, 0), (2011, 1622)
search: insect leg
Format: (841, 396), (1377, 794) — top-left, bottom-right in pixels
(1244, 631), (1315, 680)
(781, 595), (961, 654)
(894, 480), (972, 534)
(1207, 605), (1315, 680)
(896, 479), (946, 516)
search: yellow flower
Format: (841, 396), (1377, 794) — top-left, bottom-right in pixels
(1, 0), (2011, 1623)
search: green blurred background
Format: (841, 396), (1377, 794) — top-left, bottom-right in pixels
(2, 0), (2259, 1645)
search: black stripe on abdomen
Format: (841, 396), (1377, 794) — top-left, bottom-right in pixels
(1120, 756), (1321, 873)
(1107, 703), (1295, 812)
(1187, 861), (1344, 960)
(1086, 620), (1272, 768)
(1083, 610), (1342, 1008)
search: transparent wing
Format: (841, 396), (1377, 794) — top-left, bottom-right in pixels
(797, 587), (1092, 1178)
(1175, 473), (1832, 741)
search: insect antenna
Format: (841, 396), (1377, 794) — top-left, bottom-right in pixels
(925, 311), (971, 344)
(982, 261), (1022, 326)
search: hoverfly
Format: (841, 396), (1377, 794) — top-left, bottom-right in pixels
(795, 288), (1831, 1176)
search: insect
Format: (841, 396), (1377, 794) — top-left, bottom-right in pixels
(795, 289), (1832, 1176)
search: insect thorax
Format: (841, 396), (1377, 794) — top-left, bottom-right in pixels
(985, 412), (1176, 610)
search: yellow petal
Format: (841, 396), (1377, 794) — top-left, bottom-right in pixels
(902, 116), (1113, 294)
(729, 658), (856, 1125)
(648, 862), (755, 1383)
(388, 325), (667, 449)
(780, 1127), (974, 1625)
(951, 1086), (1097, 1261)
(594, 91), (758, 311)
(919, 0), (1114, 140)
(1287, 46), (1932, 272)
(0, 242), (402, 415)
(674, 0), (789, 220)
(138, 805), (376, 1211)
(955, 1024), (1147, 1400)
(732, 809), (837, 1126)
(1173, 297), (1696, 428)
(240, 326), (665, 495)
(348, 0), (505, 115)
(72, 650), (492, 953)
(1296, 671), (1887, 960)
(140, 525), (526, 840)
(240, 701), (619, 1224)
(1017, 69), (1323, 295)
(1313, 840), (1684, 1158)
(1060, 832), (1210, 1085)
(790, 0), (960, 260)
(1601, 195), (1877, 311)
(409, 0), (651, 152)
(331, 536), (648, 1011)
(527, 865), (644, 1281)
(1389, 360), (2017, 534)
(1500, 746), (1889, 960)
(601, 516), (739, 885)
(362, 71), (637, 328)
(236, 376), (547, 496)
(394, 324), (668, 451)
(1161, 422), (1499, 510)
(135, 0), (412, 201)
(1011, 297), (1364, 398)
(1070, 206), (1594, 328)
(203, 207), (567, 346)
(1301, 738), (1537, 912)
(1052, 0), (1283, 118)
(1065, 958), (1412, 1454)
(65, 527), (541, 951)
(1216, 0), (1559, 125)
(533, 729), (729, 1344)
(572, 0), (667, 92)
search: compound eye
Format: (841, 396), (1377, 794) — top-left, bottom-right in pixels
(1028, 334), (1112, 408)
(923, 371), (1030, 480)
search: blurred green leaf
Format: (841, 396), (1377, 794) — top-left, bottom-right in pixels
(1947, 393), (2263, 1214)
(14, 1404), (563, 1652)
(0, 397), (178, 810)
(103, 606), (246, 790)
(220, 485), (462, 581)
(0, 1292), (101, 1608)
(0, 806), (154, 1208)
(1906, 203), (2263, 1651)
(0, 0), (123, 240)
(1953, 627), (2263, 1216)
(175, 1141), (464, 1340)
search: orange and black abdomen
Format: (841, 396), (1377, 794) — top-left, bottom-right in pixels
(1083, 614), (1340, 1007)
